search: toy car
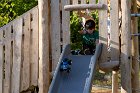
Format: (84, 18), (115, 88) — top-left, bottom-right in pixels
(60, 58), (72, 73)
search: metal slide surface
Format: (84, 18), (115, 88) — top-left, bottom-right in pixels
(48, 43), (102, 93)
(57, 55), (93, 93)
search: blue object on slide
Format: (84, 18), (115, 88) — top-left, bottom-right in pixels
(60, 58), (72, 73)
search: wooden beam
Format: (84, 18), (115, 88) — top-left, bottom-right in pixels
(99, 61), (119, 71)
(64, 4), (106, 11)
(131, 0), (140, 92)
(121, 0), (132, 93)
(38, 0), (50, 93)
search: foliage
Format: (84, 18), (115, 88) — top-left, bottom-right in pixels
(70, 12), (82, 50)
(0, 0), (37, 27)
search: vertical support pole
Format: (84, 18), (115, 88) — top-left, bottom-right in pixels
(51, 0), (61, 71)
(98, 0), (108, 63)
(110, 0), (119, 92)
(62, 0), (70, 47)
(131, 0), (140, 92)
(121, 0), (132, 93)
(38, 0), (50, 93)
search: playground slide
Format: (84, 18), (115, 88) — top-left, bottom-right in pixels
(48, 43), (102, 93)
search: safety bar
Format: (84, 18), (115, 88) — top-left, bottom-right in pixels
(64, 4), (107, 11)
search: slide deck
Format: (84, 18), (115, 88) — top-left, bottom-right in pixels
(48, 43), (103, 93)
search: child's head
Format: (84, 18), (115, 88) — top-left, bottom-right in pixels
(85, 19), (95, 33)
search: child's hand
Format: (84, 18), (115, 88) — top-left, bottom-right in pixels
(78, 30), (85, 34)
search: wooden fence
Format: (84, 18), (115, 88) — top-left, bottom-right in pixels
(0, 6), (39, 93)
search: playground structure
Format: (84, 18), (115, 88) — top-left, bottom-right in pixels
(0, 0), (139, 93)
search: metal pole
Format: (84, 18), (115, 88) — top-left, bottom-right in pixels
(131, 13), (140, 17)
(131, 33), (140, 36)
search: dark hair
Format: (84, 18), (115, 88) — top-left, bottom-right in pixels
(85, 19), (95, 30)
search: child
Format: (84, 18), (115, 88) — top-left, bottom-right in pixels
(79, 19), (99, 55)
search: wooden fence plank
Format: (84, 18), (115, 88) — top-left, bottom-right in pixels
(98, 0), (108, 64)
(0, 30), (4, 93)
(62, 0), (70, 47)
(72, 0), (78, 4)
(11, 18), (22, 93)
(81, 0), (86, 4)
(89, 0), (96, 4)
(21, 13), (31, 91)
(30, 7), (39, 86)
(4, 26), (12, 93)
(51, 0), (61, 71)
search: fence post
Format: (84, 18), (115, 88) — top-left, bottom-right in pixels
(121, 0), (132, 93)
(38, 0), (51, 93)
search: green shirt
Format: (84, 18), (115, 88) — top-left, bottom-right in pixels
(82, 30), (99, 46)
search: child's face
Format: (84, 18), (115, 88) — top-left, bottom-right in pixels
(87, 28), (95, 34)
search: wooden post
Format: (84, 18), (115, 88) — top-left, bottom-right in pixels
(98, 0), (108, 64)
(62, 0), (70, 47)
(131, 0), (140, 92)
(38, 0), (50, 93)
(121, 0), (132, 93)
(110, 0), (119, 92)
(51, 0), (61, 71)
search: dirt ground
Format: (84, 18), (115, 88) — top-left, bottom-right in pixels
(91, 86), (112, 93)
(91, 85), (121, 93)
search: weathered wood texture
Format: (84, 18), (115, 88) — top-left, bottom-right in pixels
(131, 0), (140, 92)
(21, 13), (31, 92)
(81, 0), (86, 4)
(89, 0), (96, 4)
(4, 26), (12, 93)
(30, 7), (39, 86)
(64, 4), (105, 11)
(121, 0), (132, 93)
(51, 0), (61, 71)
(38, 0), (50, 92)
(110, 0), (119, 93)
(98, 0), (108, 63)
(62, 0), (70, 47)
(0, 28), (4, 93)
(0, 7), (39, 93)
(11, 18), (23, 93)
